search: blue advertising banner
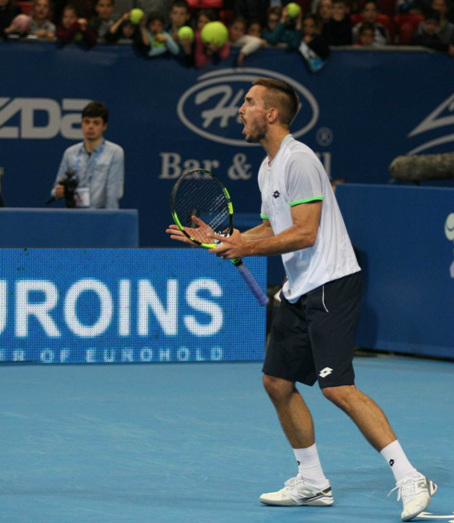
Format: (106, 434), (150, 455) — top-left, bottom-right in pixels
(1, 43), (452, 251)
(0, 248), (267, 364)
(337, 184), (454, 359)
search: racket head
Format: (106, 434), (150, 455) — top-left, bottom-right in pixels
(170, 169), (234, 248)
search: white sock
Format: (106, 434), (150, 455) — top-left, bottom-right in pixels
(380, 440), (420, 483)
(293, 444), (329, 488)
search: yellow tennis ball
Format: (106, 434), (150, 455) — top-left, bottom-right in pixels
(129, 8), (144, 25)
(201, 21), (229, 48)
(287, 2), (301, 17)
(178, 25), (194, 41)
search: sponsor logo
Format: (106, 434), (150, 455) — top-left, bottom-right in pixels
(389, 459), (395, 467)
(177, 68), (319, 147)
(319, 367), (333, 378)
(445, 213), (454, 279)
(0, 98), (90, 139)
(273, 190), (280, 199)
(407, 94), (454, 155)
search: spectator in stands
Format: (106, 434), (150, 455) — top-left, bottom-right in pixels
(410, 8), (454, 53)
(298, 13), (330, 71)
(322, 0), (352, 45)
(228, 15), (263, 65)
(0, 0), (21, 39)
(262, 4), (303, 49)
(234, 0), (270, 27)
(56, 4), (97, 47)
(166, 0), (191, 42)
(354, 20), (376, 44)
(416, 0), (454, 43)
(176, 8), (216, 67)
(51, 102), (124, 209)
(247, 19), (263, 38)
(193, 19), (230, 67)
(89, 0), (115, 42)
(195, 8), (216, 31)
(352, 0), (389, 45)
(104, 11), (142, 44)
(30, 0), (56, 39)
(137, 11), (180, 57)
(52, 0), (95, 28)
(315, 0), (333, 31)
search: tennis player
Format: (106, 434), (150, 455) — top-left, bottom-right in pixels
(208, 78), (436, 521)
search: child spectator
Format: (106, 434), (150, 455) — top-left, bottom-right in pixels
(262, 4), (303, 49)
(195, 8), (216, 32)
(104, 11), (141, 44)
(89, 0), (115, 42)
(416, 0), (454, 43)
(138, 11), (180, 57)
(228, 15), (263, 65)
(298, 13), (330, 71)
(354, 20), (375, 45)
(352, 0), (389, 45)
(167, 0), (191, 42)
(56, 4), (97, 47)
(322, 0), (352, 45)
(315, 0), (333, 31)
(411, 8), (454, 53)
(262, 6), (281, 39)
(0, 0), (21, 39)
(30, 0), (55, 39)
(247, 19), (263, 38)
(194, 19), (230, 68)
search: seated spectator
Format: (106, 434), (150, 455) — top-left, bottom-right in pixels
(315, 0), (333, 31)
(166, 0), (191, 42)
(0, 0), (22, 39)
(104, 11), (142, 44)
(56, 4), (97, 47)
(194, 20), (230, 68)
(262, 6), (281, 40)
(353, 0), (389, 45)
(138, 11), (180, 57)
(89, 0), (115, 42)
(177, 8), (217, 66)
(354, 20), (375, 45)
(262, 4), (303, 49)
(411, 8), (454, 53)
(247, 20), (262, 38)
(195, 8), (216, 31)
(416, 0), (454, 43)
(322, 0), (352, 45)
(298, 13), (330, 71)
(228, 15), (263, 65)
(30, 0), (55, 40)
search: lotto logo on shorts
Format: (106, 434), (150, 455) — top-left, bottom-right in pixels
(319, 367), (333, 378)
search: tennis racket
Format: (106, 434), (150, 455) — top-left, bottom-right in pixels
(170, 168), (268, 307)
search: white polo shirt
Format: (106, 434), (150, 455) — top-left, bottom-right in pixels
(258, 134), (360, 303)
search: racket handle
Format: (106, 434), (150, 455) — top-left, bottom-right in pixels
(234, 260), (269, 307)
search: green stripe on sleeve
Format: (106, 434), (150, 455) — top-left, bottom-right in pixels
(290, 197), (323, 207)
(260, 214), (269, 220)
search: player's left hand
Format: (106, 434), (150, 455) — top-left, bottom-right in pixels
(209, 229), (248, 259)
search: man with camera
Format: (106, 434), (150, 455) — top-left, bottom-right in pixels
(50, 102), (124, 209)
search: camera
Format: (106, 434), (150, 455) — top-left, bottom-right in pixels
(46, 170), (78, 208)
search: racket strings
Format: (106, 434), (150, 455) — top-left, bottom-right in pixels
(174, 175), (232, 244)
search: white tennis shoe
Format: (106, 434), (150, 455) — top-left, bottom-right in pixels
(389, 475), (437, 521)
(259, 476), (334, 506)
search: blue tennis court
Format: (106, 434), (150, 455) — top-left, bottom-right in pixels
(0, 355), (453, 523)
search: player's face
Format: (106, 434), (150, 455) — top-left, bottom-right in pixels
(81, 116), (107, 142)
(238, 85), (269, 143)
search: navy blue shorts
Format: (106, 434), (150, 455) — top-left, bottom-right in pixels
(263, 271), (363, 389)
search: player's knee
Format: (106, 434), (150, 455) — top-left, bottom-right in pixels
(263, 374), (294, 402)
(322, 385), (353, 409)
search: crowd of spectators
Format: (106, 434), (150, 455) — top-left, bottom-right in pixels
(1, 0), (453, 65)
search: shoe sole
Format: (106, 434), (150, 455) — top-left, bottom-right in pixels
(259, 495), (334, 507)
(401, 480), (438, 522)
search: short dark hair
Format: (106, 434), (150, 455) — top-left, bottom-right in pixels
(362, 0), (380, 10)
(82, 102), (109, 123)
(423, 7), (441, 21)
(147, 11), (165, 24)
(253, 78), (299, 126)
(95, 0), (114, 5)
(171, 0), (190, 10)
(359, 21), (375, 33)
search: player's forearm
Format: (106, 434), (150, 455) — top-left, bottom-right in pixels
(243, 224), (316, 257)
(241, 223), (274, 240)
